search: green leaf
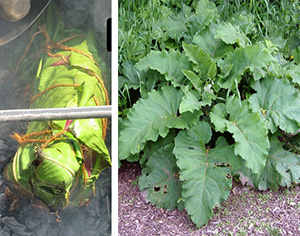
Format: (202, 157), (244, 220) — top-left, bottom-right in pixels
(210, 97), (269, 174)
(174, 122), (232, 227)
(179, 87), (202, 113)
(201, 84), (216, 106)
(182, 70), (202, 91)
(215, 22), (249, 47)
(229, 11), (256, 35)
(141, 131), (176, 166)
(136, 50), (191, 86)
(120, 61), (141, 89)
(178, 110), (203, 129)
(139, 145), (181, 210)
(69, 119), (110, 164)
(188, 0), (218, 34)
(219, 45), (275, 89)
(291, 46), (300, 64)
(214, 137), (246, 176)
(249, 78), (300, 134)
(209, 103), (227, 132)
(192, 26), (234, 59)
(35, 142), (81, 188)
(256, 136), (300, 190)
(119, 86), (184, 159)
(183, 43), (217, 79)
(287, 64), (300, 85)
(160, 14), (187, 41)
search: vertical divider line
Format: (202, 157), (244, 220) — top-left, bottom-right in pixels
(111, 0), (118, 235)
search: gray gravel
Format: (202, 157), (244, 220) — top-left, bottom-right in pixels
(119, 162), (300, 236)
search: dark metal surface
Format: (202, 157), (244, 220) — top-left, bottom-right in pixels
(0, 0), (52, 46)
(0, 106), (112, 121)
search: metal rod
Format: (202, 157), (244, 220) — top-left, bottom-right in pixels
(0, 106), (112, 122)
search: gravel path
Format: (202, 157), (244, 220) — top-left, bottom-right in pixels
(119, 162), (300, 236)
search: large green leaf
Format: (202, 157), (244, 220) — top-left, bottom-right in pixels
(287, 64), (300, 85)
(140, 130), (176, 166)
(215, 22), (249, 47)
(182, 70), (202, 91)
(192, 26), (233, 59)
(183, 42), (217, 79)
(174, 122), (232, 227)
(139, 144), (181, 210)
(188, 0), (218, 34)
(136, 50), (191, 86)
(219, 45), (275, 89)
(119, 61), (141, 89)
(249, 78), (300, 134)
(159, 14), (187, 41)
(210, 97), (269, 174)
(179, 86), (202, 113)
(119, 86), (184, 159)
(256, 136), (300, 190)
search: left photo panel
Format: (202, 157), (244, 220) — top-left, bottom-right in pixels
(0, 0), (112, 235)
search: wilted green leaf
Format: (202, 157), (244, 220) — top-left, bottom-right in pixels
(209, 103), (227, 132)
(140, 131), (176, 166)
(174, 122), (232, 227)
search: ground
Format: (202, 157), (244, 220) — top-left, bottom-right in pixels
(119, 162), (300, 236)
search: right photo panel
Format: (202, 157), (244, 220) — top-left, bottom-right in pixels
(118, 0), (300, 235)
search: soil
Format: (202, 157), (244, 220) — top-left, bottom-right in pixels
(119, 162), (300, 236)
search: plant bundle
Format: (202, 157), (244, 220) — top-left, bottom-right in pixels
(119, 0), (300, 227)
(4, 7), (111, 210)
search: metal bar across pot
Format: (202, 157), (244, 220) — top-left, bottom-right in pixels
(0, 106), (112, 121)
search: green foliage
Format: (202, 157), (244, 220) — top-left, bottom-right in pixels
(136, 50), (191, 86)
(249, 78), (300, 134)
(119, 0), (300, 228)
(119, 86), (185, 159)
(174, 122), (233, 227)
(256, 136), (300, 191)
(139, 144), (181, 210)
(210, 97), (269, 174)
